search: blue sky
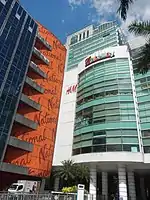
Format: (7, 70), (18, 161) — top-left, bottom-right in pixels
(20, 0), (97, 44)
(20, 0), (149, 43)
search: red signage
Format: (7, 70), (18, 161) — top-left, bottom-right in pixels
(85, 51), (115, 67)
(66, 84), (78, 95)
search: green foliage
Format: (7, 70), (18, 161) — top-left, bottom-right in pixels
(128, 21), (150, 74)
(54, 160), (90, 189)
(128, 21), (150, 37)
(62, 186), (77, 193)
(134, 39), (150, 74)
(117, 0), (134, 20)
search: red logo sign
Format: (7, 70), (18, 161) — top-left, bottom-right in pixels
(66, 84), (78, 95)
(85, 51), (115, 67)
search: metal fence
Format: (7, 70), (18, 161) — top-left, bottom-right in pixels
(0, 193), (78, 200)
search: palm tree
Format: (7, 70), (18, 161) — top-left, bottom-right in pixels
(54, 160), (90, 188)
(116, 0), (150, 74)
(117, 0), (134, 21)
(55, 160), (76, 187)
(75, 164), (90, 184)
(128, 21), (150, 74)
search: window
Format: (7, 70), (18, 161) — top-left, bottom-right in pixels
(93, 137), (106, 145)
(144, 146), (150, 153)
(70, 35), (78, 45)
(79, 34), (81, 41)
(142, 130), (150, 137)
(73, 148), (80, 155)
(87, 30), (89, 38)
(107, 144), (122, 151)
(81, 147), (91, 154)
(93, 145), (106, 152)
(83, 32), (85, 39)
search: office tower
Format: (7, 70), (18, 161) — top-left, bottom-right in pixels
(65, 21), (125, 71)
(53, 22), (150, 200)
(0, 0), (66, 189)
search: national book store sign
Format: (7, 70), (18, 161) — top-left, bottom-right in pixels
(85, 51), (115, 67)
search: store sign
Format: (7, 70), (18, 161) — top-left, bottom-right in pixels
(66, 84), (78, 95)
(85, 51), (115, 67)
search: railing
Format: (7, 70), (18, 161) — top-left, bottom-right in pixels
(0, 193), (78, 200)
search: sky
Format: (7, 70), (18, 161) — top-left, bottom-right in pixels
(20, 0), (150, 44)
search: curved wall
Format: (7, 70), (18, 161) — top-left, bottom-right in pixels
(72, 46), (140, 156)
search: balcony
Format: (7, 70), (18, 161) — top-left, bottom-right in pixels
(15, 113), (38, 130)
(0, 162), (28, 175)
(8, 136), (33, 152)
(33, 47), (49, 65)
(21, 93), (41, 111)
(37, 32), (52, 51)
(25, 76), (44, 94)
(30, 61), (47, 79)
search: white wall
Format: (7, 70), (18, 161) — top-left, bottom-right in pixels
(53, 68), (78, 166)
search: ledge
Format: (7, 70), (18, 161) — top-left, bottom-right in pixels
(15, 113), (38, 130)
(37, 32), (52, 51)
(33, 47), (49, 65)
(25, 76), (44, 94)
(0, 162), (28, 175)
(21, 93), (41, 111)
(30, 61), (47, 79)
(8, 136), (33, 152)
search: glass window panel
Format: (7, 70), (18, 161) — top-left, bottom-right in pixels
(106, 137), (121, 144)
(93, 145), (106, 152)
(107, 144), (122, 151)
(93, 137), (106, 145)
(122, 137), (138, 143)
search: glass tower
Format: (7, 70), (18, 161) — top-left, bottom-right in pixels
(0, 0), (37, 160)
(73, 46), (140, 155)
(131, 38), (150, 153)
(65, 21), (126, 71)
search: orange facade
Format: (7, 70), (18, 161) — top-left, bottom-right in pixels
(4, 23), (66, 178)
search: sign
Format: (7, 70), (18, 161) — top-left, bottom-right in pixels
(66, 84), (78, 95)
(85, 51), (115, 67)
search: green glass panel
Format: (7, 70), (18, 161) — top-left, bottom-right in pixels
(81, 140), (92, 147)
(73, 142), (82, 149)
(106, 137), (122, 144)
(81, 132), (93, 140)
(143, 138), (150, 145)
(122, 137), (138, 144)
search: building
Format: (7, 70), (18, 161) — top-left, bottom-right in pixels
(53, 21), (150, 200)
(0, 0), (66, 190)
(53, 21), (126, 166)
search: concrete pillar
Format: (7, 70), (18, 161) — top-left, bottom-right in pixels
(102, 172), (108, 200)
(54, 177), (59, 191)
(40, 179), (45, 193)
(140, 177), (146, 200)
(127, 171), (136, 200)
(89, 167), (97, 200)
(118, 165), (127, 200)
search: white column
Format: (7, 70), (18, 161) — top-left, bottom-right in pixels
(89, 167), (97, 200)
(102, 172), (108, 200)
(118, 165), (127, 200)
(127, 171), (136, 200)
(54, 177), (59, 191)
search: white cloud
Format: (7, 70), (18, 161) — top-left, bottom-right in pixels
(62, 19), (65, 24)
(68, 0), (150, 38)
(68, 0), (86, 10)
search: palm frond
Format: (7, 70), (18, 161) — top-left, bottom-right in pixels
(134, 39), (150, 74)
(128, 21), (150, 37)
(117, 0), (134, 21)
